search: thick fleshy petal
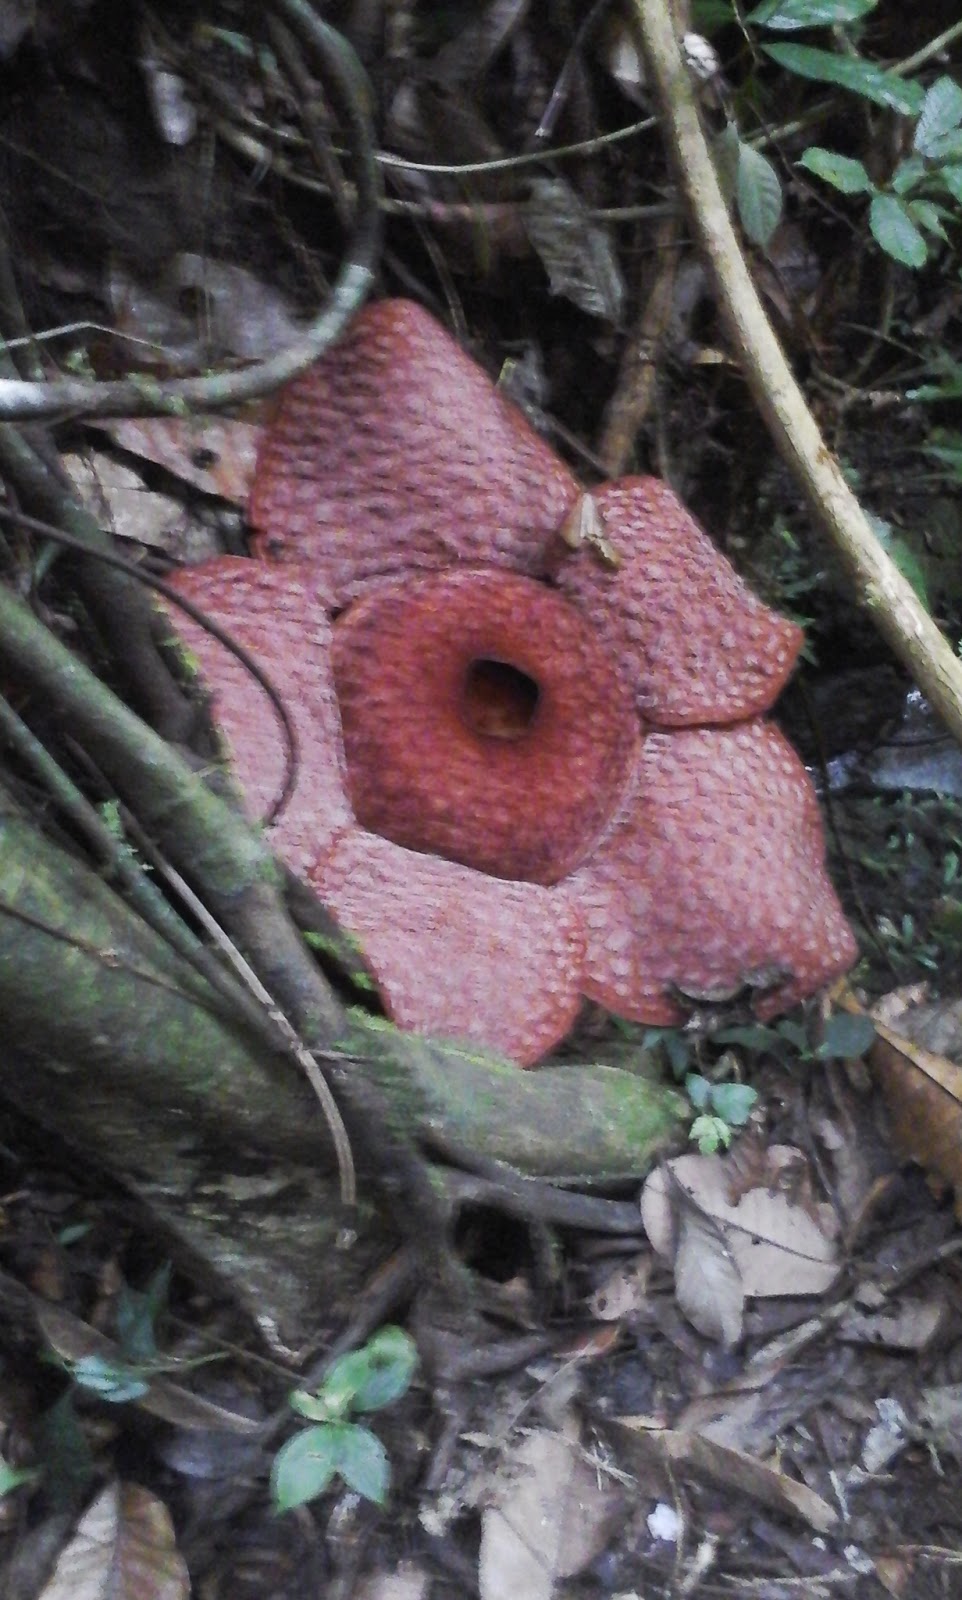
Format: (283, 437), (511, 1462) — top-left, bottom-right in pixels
(311, 829), (584, 1065)
(553, 480), (803, 726)
(249, 298), (579, 600)
(331, 569), (638, 884)
(569, 722), (857, 1022)
(162, 559), (352, 877)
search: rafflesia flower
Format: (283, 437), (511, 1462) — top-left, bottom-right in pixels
(167, 298), (856, 1065)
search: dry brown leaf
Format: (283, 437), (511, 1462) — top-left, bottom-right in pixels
(37, 1481), (188, 1600)
(641, 1149), (840, 1307)
(839, 1296), (946, 1351)
(479, 1428), (622, 1600)
(672, 1196), (744, 1348)
(105, 416), (262, 505)
(610, 1419), (838, 1533)
(588, 1257), (652, 1321)
(64, 453), (187, 553)
(865, 1003), (962, 1213)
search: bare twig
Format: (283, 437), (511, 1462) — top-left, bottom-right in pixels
(630, 0), (962, 748)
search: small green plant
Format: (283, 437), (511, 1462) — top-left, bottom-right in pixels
(685, 1072), (758, 1153)
(271, 1326), (418, 1513)
(60, 1264), (174, 1404)
(798, 75), (962, 268)
(719, 3), (962, 269)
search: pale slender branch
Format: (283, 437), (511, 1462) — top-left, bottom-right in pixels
(631, 0), (962, 747)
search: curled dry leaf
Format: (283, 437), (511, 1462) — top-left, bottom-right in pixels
(671, 1189), (744, 1348)
(609, 1419), (838, 1534)
(866, 997), (962, 1216)
(479, 1428), (623, 1600)
(106, 417), (262, 504)
(641, 1146), (841, 1321)
(37, 1481), (188, 1600)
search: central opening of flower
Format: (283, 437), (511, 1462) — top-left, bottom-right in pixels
(331, 570), (637, 885)
(462, 659), (540, 741)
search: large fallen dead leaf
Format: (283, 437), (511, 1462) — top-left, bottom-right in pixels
(479, 1428), (622, 1600)
(609, 1419), (838, 1534)
(37, 1481), (188, 1600)
(863, 995), (962, 1215)
(641, 1146), (840, 1344)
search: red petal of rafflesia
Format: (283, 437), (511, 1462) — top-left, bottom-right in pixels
(554, 480), (802, 726)
(162, 559), (352, 878)
(311, 829), (584, 1065)
(331, 568), (638, 885)
(249, 299), (579, 601)
(566, 721), (857, 1022)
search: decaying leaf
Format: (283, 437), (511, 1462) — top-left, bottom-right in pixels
(671, 1192), (745, 1348)
(609, 1418), (838, 1533)
(105, 416), (262, 505)
(641, 1145), (840, 1341)
(479, 1428), (622, 1600)
(865, 995), (962, 1214)
(37, 1481), (188, 1600)
(524, 178), (625, 322)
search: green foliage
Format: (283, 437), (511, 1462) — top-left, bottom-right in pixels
(686, 1073), (758, 1153)
(796, 75), (962, 268)
(735, 2), (962, 271)
(272, 1327), (418, 1514)
(0, 1457), (38, 1498)
(715, 1010), (876, 1061)
(763, 44), (923, 115)
(715, 122), (783, 249)
(747, 0), (877, 26)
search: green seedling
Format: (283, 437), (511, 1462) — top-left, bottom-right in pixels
(272, 1326), (418, 1513)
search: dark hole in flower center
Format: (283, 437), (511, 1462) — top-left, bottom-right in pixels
(461, 658), (540, 741)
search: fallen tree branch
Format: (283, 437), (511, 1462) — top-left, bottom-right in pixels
(631, 0), (962, 748)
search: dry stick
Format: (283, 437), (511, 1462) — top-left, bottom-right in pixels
(630, 0), (962, 748)
(597, 211), (682, 476)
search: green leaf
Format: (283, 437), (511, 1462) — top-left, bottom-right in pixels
(115, 1263), (170, 1365)
(69, 1356), (149, 1403)
(908, 199), (949, 241)
(713, 1023), (781, 1052)
(817, 1012), (876, 1060)
(272, 1426), (340, 1512)
(692, 0), (736, 29)
(0, 1458), (37, 1497)
(317, 1348), (378, 1416)
(926, 131), (962, 164)
(774, 1018), (811, 1052)
(289, 1387), (339, 1425)
(689, 1114), (731, 1154)
(712, 122), (742, 204)
(797, 146), (874, 194)
(869, 193), (928, 266)
(871, 520), (930, 605)
(922, 438), (962, 481)
(747, 0), (877, 28)
(685, 1074), (712, 1111)
(736, 140), (783, 246)
(347, 1327), (418, 1414)
(939, 166), (962, 205)
(890, 155), (926, 195)
(913, 75), (962, 157)
(330, 1423), (390, 1505)
(762, 44), (924, 114)
(708, 1082), (758, 1125)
